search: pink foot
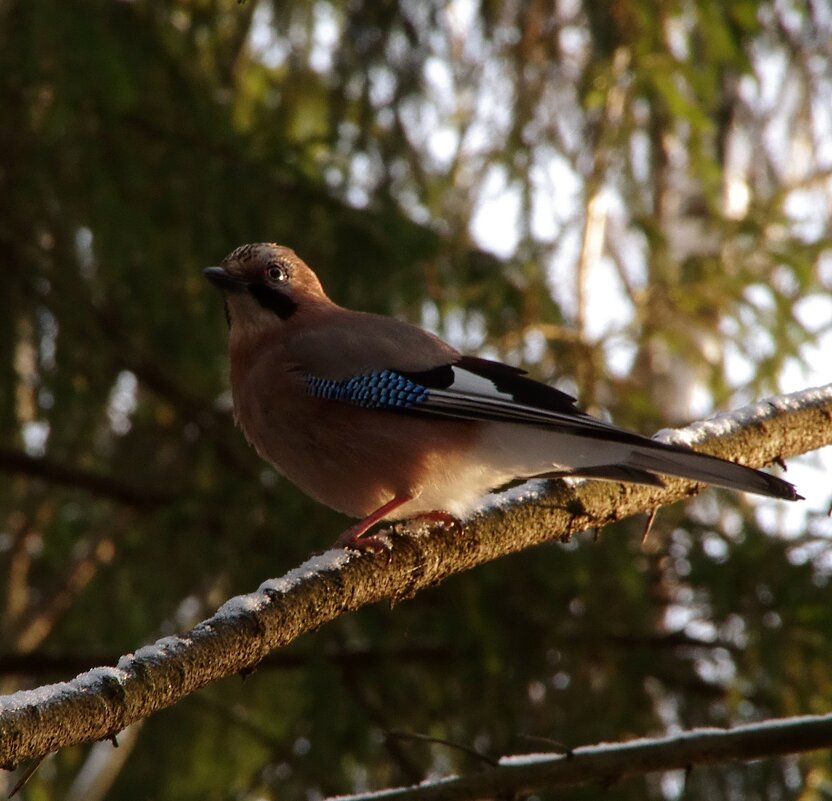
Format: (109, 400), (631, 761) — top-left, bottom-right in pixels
(332, 494), (413, 551)
(334, 524), (391, 554)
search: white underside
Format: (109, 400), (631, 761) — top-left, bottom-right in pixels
(383, 423), (636, 521)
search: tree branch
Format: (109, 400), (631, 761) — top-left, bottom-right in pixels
(0, 447), (177, 509)
(1, 384), (830, 769)
(328, 713), (832, 801)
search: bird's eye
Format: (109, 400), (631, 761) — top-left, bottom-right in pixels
(266, 264), (287, 283)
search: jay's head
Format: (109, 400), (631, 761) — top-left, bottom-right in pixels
(204, 243), (328, 332)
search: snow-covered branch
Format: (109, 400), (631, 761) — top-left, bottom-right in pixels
(1, 384), (831, 770)
(329, 713), (832, 801)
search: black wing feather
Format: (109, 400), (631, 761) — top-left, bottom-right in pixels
(400, 355), (650, 447)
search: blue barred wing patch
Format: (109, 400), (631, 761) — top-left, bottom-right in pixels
(305, 370), (429, 410)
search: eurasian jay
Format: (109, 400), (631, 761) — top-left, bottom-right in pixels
(204, 243), (800, 549)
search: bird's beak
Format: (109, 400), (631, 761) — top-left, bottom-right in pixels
(203, 267), (248, 293)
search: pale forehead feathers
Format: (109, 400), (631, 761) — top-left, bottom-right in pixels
(222, 243), (299, 274)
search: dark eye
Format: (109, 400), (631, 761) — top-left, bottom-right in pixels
(266, 264), (287, 283)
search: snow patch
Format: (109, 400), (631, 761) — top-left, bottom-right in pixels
(477, 479), (549, 512)
(0, 666), (129, 713)
(214, 549), (352, 619)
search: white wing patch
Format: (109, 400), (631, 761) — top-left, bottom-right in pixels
(446, 366), (516, 400)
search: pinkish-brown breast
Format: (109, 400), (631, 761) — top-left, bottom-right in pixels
(229, 332), (482, 519)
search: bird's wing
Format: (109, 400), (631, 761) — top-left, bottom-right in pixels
(301, 353), (800, 501)
(302, 350), (644, 443)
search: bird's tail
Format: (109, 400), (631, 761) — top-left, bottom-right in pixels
(594, 443), (801, 501)
(482, 425), (801, 501)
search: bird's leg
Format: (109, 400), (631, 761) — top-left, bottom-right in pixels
(334, 494), (414, 551)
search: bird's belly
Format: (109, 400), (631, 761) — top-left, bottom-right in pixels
(236, 388), (487, 519)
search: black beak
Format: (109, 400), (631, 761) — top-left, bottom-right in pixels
(203, 267), (248, 293)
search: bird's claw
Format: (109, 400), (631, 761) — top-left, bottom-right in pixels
(334, 525), (393, 559)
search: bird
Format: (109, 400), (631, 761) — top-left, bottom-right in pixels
(204, 243), (801, 550)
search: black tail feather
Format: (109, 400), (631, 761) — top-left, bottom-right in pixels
(625, 445), (802, 501)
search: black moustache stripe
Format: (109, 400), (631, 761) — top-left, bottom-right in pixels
(248, 284), (298, 320)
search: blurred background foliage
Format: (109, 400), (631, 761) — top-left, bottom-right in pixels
(1, 0), (831, 799)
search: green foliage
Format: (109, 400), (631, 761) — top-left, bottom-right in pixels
(0, 0), (830, 799)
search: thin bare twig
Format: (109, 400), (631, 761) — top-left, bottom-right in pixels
(387, 731), (498, 768)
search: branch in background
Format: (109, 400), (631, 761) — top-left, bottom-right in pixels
(0, 384), (830, 769)
(13, 533), (117, 653)
(63, 721), (144, 801)
(329, 713), (832, 801)
(0, 447), (177, 509)
(337, 636), (426, 782)
(0, 631), (730, 678)
(0, 644), (455, 679)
